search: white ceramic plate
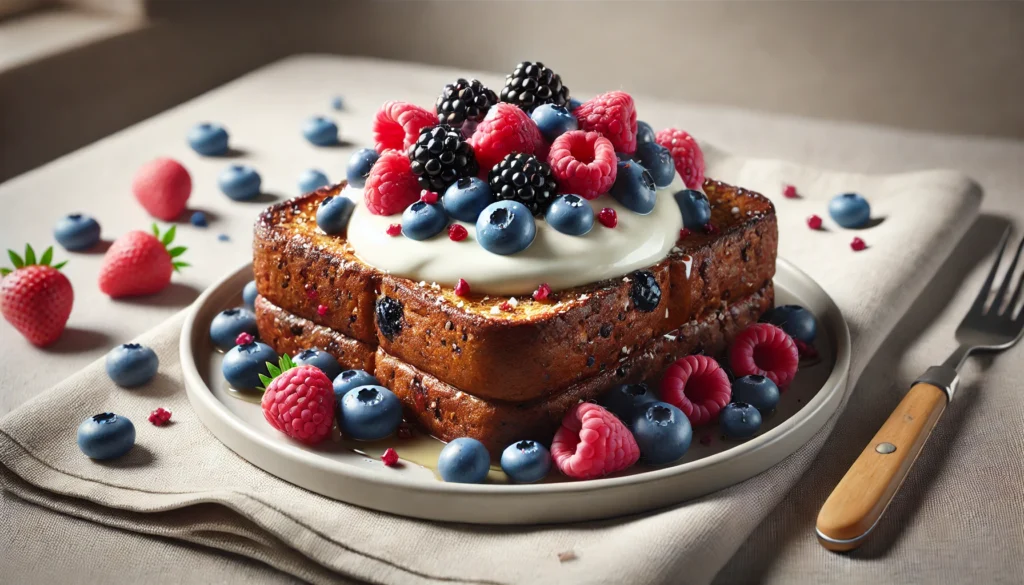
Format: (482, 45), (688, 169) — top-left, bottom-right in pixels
(181, 259), (850, 524)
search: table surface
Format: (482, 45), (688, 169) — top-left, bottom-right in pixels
(1, 55), (1023, 584)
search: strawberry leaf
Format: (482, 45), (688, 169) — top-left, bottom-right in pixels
(53, 260), (68, 270)
(0, 268), (10, 276)
(172, 261), (190, 272)
(258, 373), (274, 389)
(24, 245), (36, 265)
(8, 250), (23, 269)
(40, 247), (53, 266)
(258, 355), (299, 390)
(161, 225), (176, 246)
(168, 246), (187, 258)
(152, 223), (160, 237)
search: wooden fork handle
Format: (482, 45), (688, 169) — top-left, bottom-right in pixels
(816, 382), (948, 551)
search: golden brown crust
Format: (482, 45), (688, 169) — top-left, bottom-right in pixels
(252, 179), (776, 401)
(375, 284), (775, 455)
(254, 295), (376, 373)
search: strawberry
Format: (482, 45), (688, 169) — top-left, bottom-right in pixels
(1, 244), (73, 347)
(99, 224), (188, 298)
(132, 158), (192, 221)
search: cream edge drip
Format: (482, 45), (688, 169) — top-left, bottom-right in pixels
(345, 173), (691, 296)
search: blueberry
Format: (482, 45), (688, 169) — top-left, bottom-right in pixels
(530, 104), (578, 142)
(339, 385), (403, 440)
(731, 375), (780, 412)
(673, 189), (712, 228)
(598, 382), (659, 424)
(209, 307), (258, 351)
(635, 142), (675, 188)
(375, 296), (403, 340)
(438, 437), (490, 483)
(331, 96), (345, 111)
(475, 200), (536, 255)
(218, 165), (262, 201)
(187, 122), (229, 156)
(292, 347), (342, 380)
(443, 177), (494, 222)
(402, 200), (449, 240)
(632, 402), (692, 465)
(569, 97), (583, 111)
(719, 402), (763, 438)
(302, 116), (339, 146)
(828, 193), (871, 228)
(190, 211), (208, 227)
(53, 214), (101, 251)
(217, 233), (231, 242)
(636, 120), (656, 145)
(242, 280), (258, 311)
(500, 440), (551, 483)
(545, 194), (595, 236)
(316, 195), (355, 235)
(105, 343), (159, 387)
(346, 148), (379, 188)
(767, 304), (818, 344)
(299, 169), (330, 194)
(630, 270), (662, 313)
(610, 160), (657, 215)
(222, 341), (277, 389)
(77, 413), (135, 460)
(332, 369), (380, 401)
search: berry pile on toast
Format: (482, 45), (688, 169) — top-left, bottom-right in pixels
(249, 62), (778, 455)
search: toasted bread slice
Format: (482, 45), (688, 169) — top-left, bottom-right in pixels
(253, 180), (776, 401)
(376, 284), (774, 454)
(254, 295), (376, 373)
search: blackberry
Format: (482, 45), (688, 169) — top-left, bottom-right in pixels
(436, 78), (498, 128)
(630, 270), (662, 313)
(407, 125), (479, 192)
(499, 61), (571, 113)
(488, 153), (558, 216)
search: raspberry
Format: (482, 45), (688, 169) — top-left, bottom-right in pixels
(807, 215), (823, 230)
(235, 332), (254, 346)
(455, 278), (471, 297)
(795, 339), (819, 360)
(148, 407), (172, 426)
(547, 131), (617, 200)
(729, 323), (800, 389)
(783, 184), (798, 199)
(386, 223), (401, 236)
(660, 355), (732, 426)
(382, 448), (399, 467)
(597, 207), (617, 228)
(364, 151), (421, 216)
(551, 403), (639, 480)
(655, 128), (705, 189)
(448, 224), (468, 242)
(420, 190), (439, 204)
(572, 91), (638, 155)
(469, 103), (548, 174)
(532, 283), (551, 302)
(261, 364), (335, 445)
(851, 237), (867, 251)
(372, 101), (436, 152)
(317, 304), (327, 316)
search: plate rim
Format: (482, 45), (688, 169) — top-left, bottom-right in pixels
(181, 258), (851, 517)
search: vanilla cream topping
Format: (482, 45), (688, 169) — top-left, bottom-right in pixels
(345, 173), (687, 295)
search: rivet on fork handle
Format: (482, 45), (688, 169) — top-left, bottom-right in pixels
(815, 381), (949, 552)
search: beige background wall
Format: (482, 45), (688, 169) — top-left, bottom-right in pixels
(2, 1), (1022, 181)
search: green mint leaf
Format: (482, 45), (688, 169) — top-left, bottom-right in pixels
(8, 250), (23, 269)
(23, 245), (35, 266)
(168, 246), (187, 258)
(161, 225), (176, 246)
(258, 373), (273, 390)
(39, 247), (53, 266)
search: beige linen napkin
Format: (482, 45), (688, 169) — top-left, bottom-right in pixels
(0, 149), (980, 585)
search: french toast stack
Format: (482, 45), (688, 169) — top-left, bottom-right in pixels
(253, 180), (777, 453)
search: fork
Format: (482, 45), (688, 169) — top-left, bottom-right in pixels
(816, 228), (1024, 552)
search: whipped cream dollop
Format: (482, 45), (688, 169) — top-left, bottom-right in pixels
(345, 173), (687, 295)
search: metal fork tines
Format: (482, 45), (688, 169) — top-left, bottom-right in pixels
(943, 229), (1024, 374)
